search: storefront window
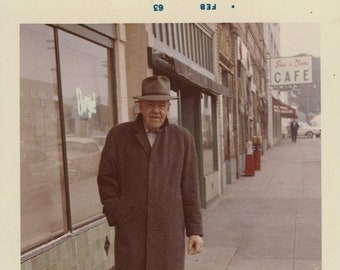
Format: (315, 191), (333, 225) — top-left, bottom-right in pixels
(20, 24), (66, 251)
(20, 24), (115, 252)
(201, 94), (215, 174)
(58, 30), (113, 227)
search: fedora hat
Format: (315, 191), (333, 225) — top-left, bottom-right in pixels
(133, 75), (178, 100)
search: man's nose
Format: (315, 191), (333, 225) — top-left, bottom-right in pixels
(151, 104), (161, 112)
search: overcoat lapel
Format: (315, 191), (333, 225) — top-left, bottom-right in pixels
(133, 115), (152, 156)
(135, 131), (152, 156)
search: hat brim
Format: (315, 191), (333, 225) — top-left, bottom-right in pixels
(133, 95), (178, 101)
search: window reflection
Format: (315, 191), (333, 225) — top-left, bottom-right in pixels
(58, 30), (112, 227)
(20, 24), (65, 251)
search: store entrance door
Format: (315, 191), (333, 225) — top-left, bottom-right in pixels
(179, 83), (206, 208)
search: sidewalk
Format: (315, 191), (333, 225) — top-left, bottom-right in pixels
(185, 138), (321, 270)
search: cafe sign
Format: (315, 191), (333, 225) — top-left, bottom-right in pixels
(270, 56), (312, 87)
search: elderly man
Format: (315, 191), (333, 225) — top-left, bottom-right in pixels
(97, 75), (204, 270)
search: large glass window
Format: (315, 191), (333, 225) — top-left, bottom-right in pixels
(201, 94), (217, 174)
(20, 24), (114, 252)
(58, 30), (113, 228)
(20, 25), (66, 251)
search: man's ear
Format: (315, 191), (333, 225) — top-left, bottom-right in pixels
(138, 100), (143, 109)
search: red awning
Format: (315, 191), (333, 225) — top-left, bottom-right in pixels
(272, 97), (297, 118)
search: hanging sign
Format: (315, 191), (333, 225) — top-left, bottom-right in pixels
(270, 56), (312, 87)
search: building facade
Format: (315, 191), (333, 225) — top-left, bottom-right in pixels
(20, 23), (280, 269)
(216, 23), (272, 179)
(263, 23), (282, 146)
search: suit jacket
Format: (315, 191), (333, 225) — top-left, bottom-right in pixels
(290, 122), (300, 133)
(97, 114), (203, 270)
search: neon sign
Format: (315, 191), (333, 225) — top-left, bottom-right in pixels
(76, 87), (96, 119)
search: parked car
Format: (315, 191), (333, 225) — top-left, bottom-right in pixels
(282, 122), (321, 139)
(297, 123), (321, 138)
(21, 143), (61, 180)
(65, 137), (101, 181)
(20, 143), (62, 209)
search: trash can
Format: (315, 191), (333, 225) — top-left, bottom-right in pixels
(244, 140), (255, 176)
(252, 136), (262, 170)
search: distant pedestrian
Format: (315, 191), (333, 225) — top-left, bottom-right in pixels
(290, 118), (300, 143)
(97, 75), (204, 270)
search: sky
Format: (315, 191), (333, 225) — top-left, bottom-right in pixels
(279, 23), (320, 58)
(277, 23), (321, 125)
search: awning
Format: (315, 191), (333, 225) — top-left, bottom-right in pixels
(148, 47), (232, 97)
(272, 97), (297, 118)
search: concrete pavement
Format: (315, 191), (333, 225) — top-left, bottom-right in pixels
(185, 138), (321, 270)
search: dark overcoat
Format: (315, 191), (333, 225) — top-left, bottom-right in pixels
(97, 114), (203, 270)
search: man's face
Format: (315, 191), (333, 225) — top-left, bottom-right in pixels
(139, 100), (170, 132)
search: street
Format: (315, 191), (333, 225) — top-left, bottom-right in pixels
(186, 137), (321, 270)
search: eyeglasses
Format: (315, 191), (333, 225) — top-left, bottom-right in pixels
(141, 101), (170, 111)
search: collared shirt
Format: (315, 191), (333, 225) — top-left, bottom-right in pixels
(146, 130), (157, 147)
(143, 123), (159, 147)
